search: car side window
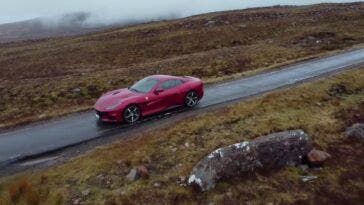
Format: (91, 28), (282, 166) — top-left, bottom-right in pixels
(160, 79), (183, 90)
(173, 79), (183, 87)
(160, 80), (174, 90)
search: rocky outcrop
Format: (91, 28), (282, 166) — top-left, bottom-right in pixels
(345, 123), (364, 141)
(188, 130), (313, 191)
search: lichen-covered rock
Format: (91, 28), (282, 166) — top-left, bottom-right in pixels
(345, 123), (364, 141)
(188, 130), (313, 191)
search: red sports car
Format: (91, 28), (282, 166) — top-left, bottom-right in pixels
(94, 75), (204, 123)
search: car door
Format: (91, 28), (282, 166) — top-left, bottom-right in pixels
(168, 79), (184, 106)
(156, 80), (176, 109)
(161, 79), (186, 107)
(143, 79), (184, 116)
(142, 80), (173, 116)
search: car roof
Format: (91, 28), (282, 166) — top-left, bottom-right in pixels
(149, 75), (180, 81)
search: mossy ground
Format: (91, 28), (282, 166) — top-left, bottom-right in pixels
(0, 3), (364, 128)
(0, 68), (363, 205)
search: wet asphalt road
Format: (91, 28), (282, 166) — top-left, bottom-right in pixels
(0, 48), (364, 166)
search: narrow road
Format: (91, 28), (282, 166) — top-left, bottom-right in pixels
(0, 48), (363, 166)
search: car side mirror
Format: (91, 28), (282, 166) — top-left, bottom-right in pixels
(154, 88), (164, 95)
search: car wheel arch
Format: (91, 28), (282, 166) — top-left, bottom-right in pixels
(123, 103), (141, 111)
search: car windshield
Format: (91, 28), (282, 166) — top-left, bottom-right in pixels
(129, 77), (159, 93)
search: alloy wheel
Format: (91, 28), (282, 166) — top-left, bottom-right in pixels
(185, 91), (199, 107)
(123, 105), (140, 123)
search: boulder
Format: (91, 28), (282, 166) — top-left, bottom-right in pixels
(307, 149), (331, 166)
(188, 130), (313, 191)
(345, 123), (364, 141)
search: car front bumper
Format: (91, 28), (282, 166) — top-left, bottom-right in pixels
(94, 110), (122, 123)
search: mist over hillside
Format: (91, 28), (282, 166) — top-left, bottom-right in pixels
(0, 0), (357, 43)
(0, 13), (111, 43)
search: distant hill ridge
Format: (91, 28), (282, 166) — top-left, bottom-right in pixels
(0, 12), (118, 43)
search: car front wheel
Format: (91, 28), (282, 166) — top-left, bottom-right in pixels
(123, 105), (141, 123)
(185, 91), (199, 108)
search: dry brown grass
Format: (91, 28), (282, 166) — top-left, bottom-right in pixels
(0, 3), (364, 128)
(0, 67), (363, 205)
(5, 179), (40, 205)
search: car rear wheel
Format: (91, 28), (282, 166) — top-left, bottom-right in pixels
(123, 105), (140, 123)
(185, 91), (199, 107)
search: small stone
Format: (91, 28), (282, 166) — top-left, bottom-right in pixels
(111, 188), (126, 196)
(81, 189), (90, 197)
(178, 176), (186, 183)
(137, 165), (149, 179)
(345, 123), (364, 141)
(226, 191), (233, 198)
(205, 20), (215, 26)
(171, 147), (178, 152)
(307, 36), (316, 41)
(38, 114), (46, 118)
(72, 87), (81, 93)
(307, 149), (331, 166)
(299, 164), (309, 171)
(301, 175), (318, 182)
(153, 182), (161, 188)
(72, 198), (82, 205)
(238, 24), (247, 28)
(185, 142), (190, 148)
(126, 168), (139, 181)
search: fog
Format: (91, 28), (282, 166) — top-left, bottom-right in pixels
(0, 0), (357, 25)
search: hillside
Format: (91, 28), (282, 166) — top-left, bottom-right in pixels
(1, 67), (363, 205)
(0, 2), (363, 128)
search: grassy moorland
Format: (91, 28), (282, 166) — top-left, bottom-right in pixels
(0, 3), (364, 128)
(0, 68), (363, 205)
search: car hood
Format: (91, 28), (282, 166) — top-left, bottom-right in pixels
(94, 88), (139, 110)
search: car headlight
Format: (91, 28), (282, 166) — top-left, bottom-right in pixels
(106, 102), (123, 110)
